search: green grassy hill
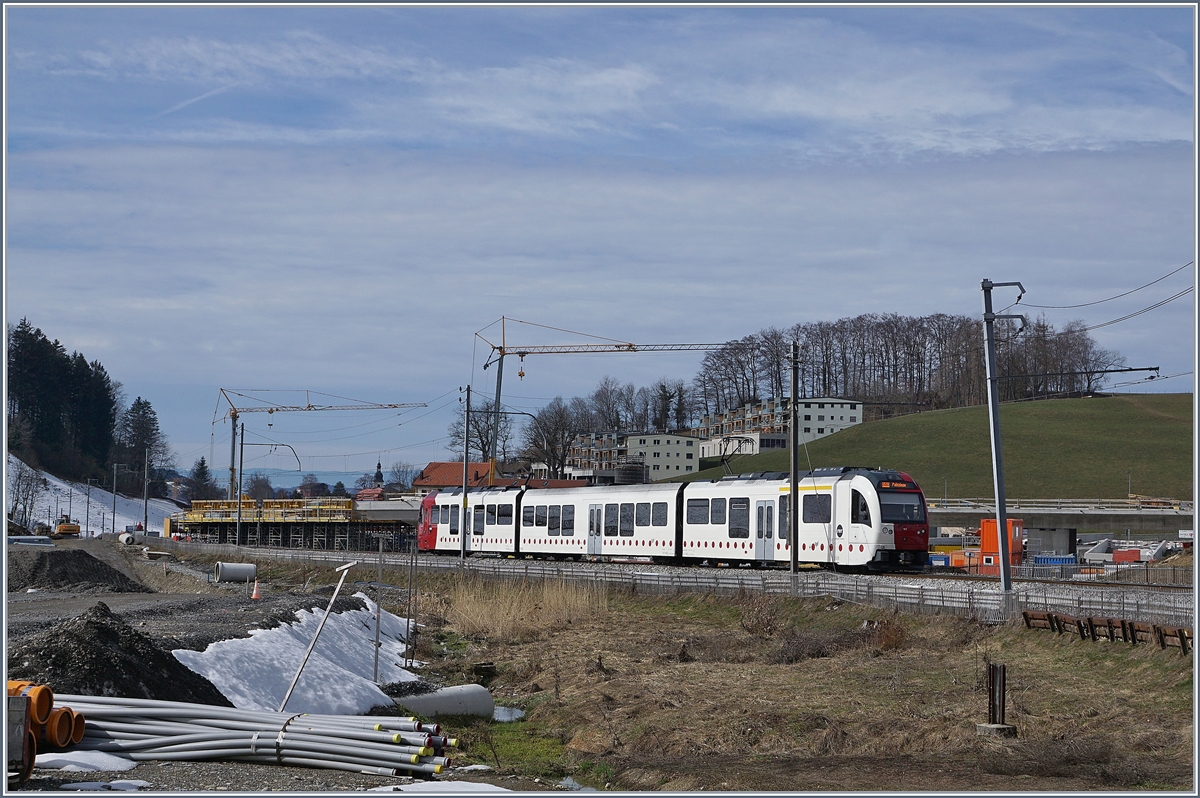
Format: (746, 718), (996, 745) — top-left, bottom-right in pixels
(680, 393), (1193, 500)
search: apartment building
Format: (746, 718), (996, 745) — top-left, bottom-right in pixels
(693, 397), (862, 457)
(565, 431), (698, 483)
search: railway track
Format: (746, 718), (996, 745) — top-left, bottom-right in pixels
(138, 537), (1194, 627)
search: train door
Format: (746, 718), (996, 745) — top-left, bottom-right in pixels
(588, 504), (603, 558)
(833, 479), (867, 561)
(754, 500), (774, 562)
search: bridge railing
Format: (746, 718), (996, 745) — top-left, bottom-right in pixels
(927, 498), (1193, 512)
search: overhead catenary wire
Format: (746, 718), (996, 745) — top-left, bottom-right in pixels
(1017, 261), (1193, 309)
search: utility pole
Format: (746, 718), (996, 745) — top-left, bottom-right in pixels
(112, 462), (119, 536)
(461, 386), (471, 561)
(789, 341), (799, 581)
(236, 422), (245, 546)
(86, 478), (100, 537)
(142, 449), (150, 535)
(981, 278), (1028, 597)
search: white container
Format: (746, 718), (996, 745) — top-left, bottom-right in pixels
(214, 562), (257, 583)
(393, 684), (494, 718)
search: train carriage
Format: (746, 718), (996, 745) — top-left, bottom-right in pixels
(422, 486), (522, 556)
(416, 466), (928, 571)
(519, 483), (683, 561)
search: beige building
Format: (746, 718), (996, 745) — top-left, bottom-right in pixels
(693, 397), (862, 457)
(566, 431), (698, 483)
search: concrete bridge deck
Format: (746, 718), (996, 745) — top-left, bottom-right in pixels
(928, 498), (1194, 533)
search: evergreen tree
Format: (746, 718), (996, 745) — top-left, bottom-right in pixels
(187, 457), (221, 501)
(6, 318), (119, 480)
(331, 481), (348, 497)
(116, 397), (172, 492)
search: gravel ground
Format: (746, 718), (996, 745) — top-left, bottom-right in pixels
(7, 539), (551, 793)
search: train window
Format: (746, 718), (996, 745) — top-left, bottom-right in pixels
(728, 497), (750, 538)
(498, 504), (513, 525)
(523, 507), (535, 527)
(562, 506), (575, 536)
(449, 505), (459, 534)
(486, 504), (497, 525)
(765, 504), (773, 539)
(756, 505), (764, 539)
(710, 498), (726, 524)
(619, 503), (635, 536)
(548, 505), (561, 535)
(441, 505), (449, 524)
(687, 498), (709, 524)
(803, 494), (831, 524)
(880, 492), (926, 523)
(635, 503), (651, 526)
(851, 490), (871, 525)
(474, 506), (485, 535)
(652, 502), (668, 526)
(778, 498), (789, 542)
(604, 504), (619, 536)
(535, 505), (548, 526)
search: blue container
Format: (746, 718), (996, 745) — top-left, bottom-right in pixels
(1032, 554), (1076, 565)
(928, 553), (950, 567)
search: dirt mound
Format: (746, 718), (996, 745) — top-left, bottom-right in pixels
(7, 601), (232, 706)
(7, 548), (152, 594)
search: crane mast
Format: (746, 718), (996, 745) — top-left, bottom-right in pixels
(218, 389), (427, 499)
(477, 317), (725, 485)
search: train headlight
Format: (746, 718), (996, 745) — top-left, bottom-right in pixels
(883, 523), (894, 536)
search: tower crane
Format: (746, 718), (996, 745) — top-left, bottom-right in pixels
(475, 317), (726, 484)
(217, 389), (427, 499)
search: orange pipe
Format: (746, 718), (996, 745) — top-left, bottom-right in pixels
(22, 729), (37, 781)
(40, 707), (73, 748)
(69, 709), (86, 744)
(7, 681), (53, 726)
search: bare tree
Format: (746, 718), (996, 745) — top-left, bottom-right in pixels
(520, 396), (589, 479)
(386, 461), (419, 490)
(7, 457), (48, 531)
(243, 471), (273, 500)
(446, 397), (515, 462)
(590, 376), (627, 430)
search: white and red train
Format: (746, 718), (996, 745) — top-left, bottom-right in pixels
(417, 467), (929, 571)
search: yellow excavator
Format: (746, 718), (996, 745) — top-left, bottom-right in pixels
(52, 514), (80, 538)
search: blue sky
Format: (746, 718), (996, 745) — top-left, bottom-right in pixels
(4, 6), (1195, 487)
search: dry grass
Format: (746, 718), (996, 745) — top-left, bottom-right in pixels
(446, 575), (608, 644)
(416, 586), (1193, 791)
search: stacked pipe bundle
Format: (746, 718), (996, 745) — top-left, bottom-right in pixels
(55, 695), (458, 777)
(7, 681), (88, 773)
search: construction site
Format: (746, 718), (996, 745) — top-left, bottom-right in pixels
(168, 497), (420, 550)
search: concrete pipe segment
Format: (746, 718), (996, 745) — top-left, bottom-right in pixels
(392, 684), (494, 719)
(118, 533), (136, 545)
(214, 562), (257, 583)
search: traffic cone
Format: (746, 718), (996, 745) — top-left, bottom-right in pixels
(251, 579), (261, 600)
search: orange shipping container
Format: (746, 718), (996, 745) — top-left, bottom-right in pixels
(979, 518), (1024, 564)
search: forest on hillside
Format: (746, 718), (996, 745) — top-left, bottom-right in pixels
(6, 317), (172, 495)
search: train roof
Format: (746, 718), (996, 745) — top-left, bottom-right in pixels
(715, 466), (918, 490)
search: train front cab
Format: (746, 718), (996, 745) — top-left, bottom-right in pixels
(417, 492), (440, 551)
(425, 487), (522, 556)
(865, 473), (929, 571)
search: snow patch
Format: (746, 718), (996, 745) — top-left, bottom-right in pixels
(173, 593), (419, 714)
